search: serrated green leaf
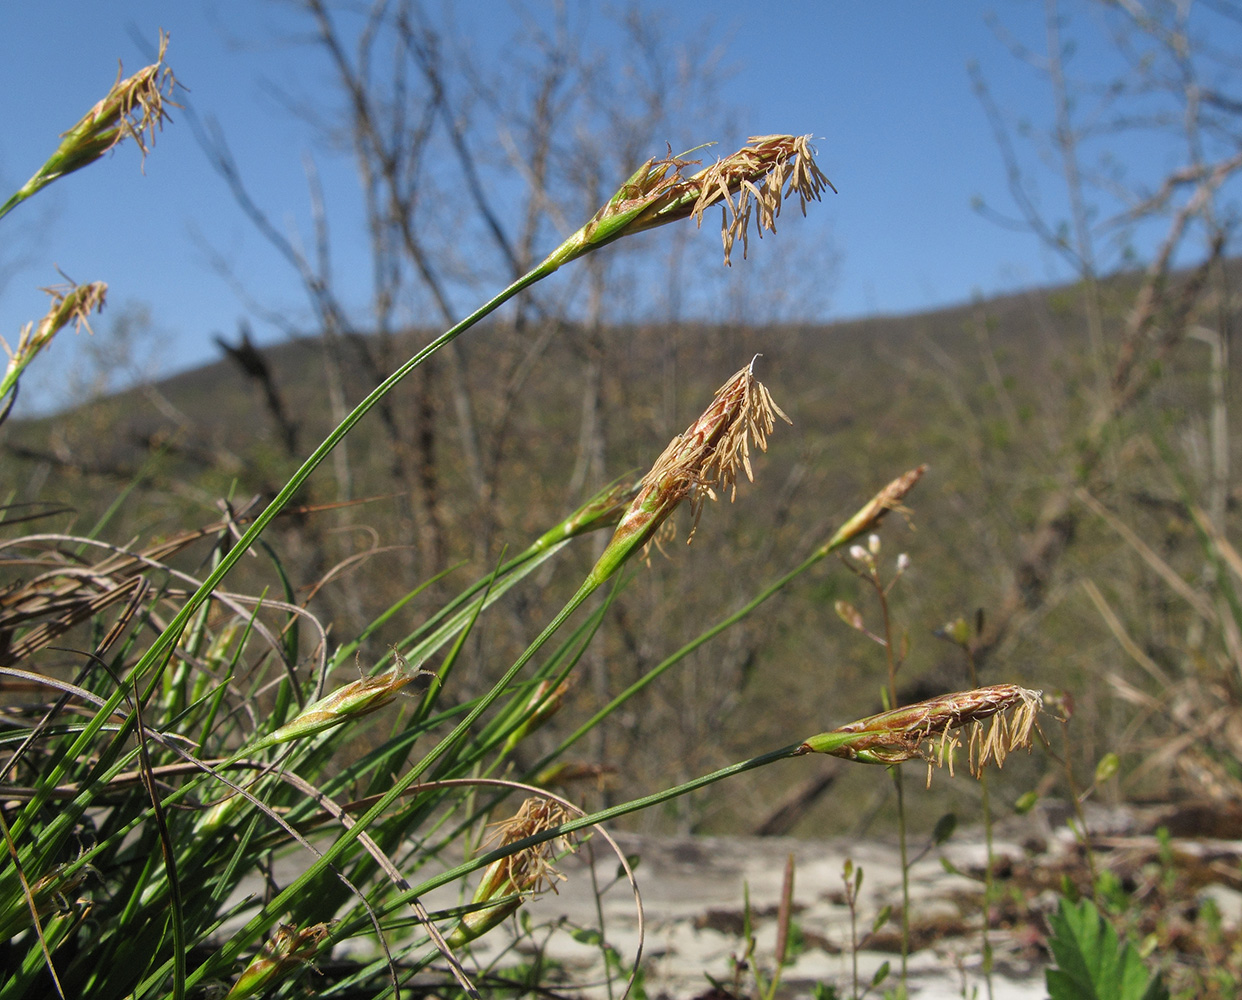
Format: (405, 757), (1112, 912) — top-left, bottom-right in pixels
(1044, 897), (1169, 1000)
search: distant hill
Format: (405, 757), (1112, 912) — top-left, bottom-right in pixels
(4, 265), (1238, 835)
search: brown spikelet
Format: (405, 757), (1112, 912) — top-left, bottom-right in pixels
(448, 798), (577, 946)
(688, 134), (836, 264)
(633, 357), (791, 544)
(554, 134), (834, 269)
(798, 684), (1044, 786)
(818, 465), (928, 556)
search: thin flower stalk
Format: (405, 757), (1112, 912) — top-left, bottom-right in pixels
(542, 134), (834, 270)
(0, 32), (176, 221)
(1, 282), (108, 416)
(587, 358), (790, 587)
(796, 684), (1043, 786)
(448, 798), (576, 946)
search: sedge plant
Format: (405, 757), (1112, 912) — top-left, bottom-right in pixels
(0, 36), (1057, 1000)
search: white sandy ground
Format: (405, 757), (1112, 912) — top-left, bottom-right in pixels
(227, 803), (1242, 999)
(467, 826), (1050, 1000)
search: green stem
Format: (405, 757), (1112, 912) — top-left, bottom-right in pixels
(380, 742), (805, 909)
(538, 549), (828, 770)
(894, 766), (910, 991)
(125, 258), (558, 691)
(176, 571), (602, 993)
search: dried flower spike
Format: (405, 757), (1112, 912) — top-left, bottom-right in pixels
(1, 281), (108, 420)
(796, 684), (1043, 786)
(248, 669), (414, 751)
(1, 32), (177, 221)
(224, 921), (330, 1000)
(448, 798), (576, 946)
(542, 134), (834, 271)
(816, 465), (928, 557)
(587, 358), (790, 586)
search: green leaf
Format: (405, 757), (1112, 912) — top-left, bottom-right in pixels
(569, 926), (602, 946)
(871, 904), (892, 934)
(871, 960), (890, 987)
(1095, 752), (1120, 785)
(940, 856), (963, 876)
(1044, 897), (1169, 1000)
(932, 812), (957, 845)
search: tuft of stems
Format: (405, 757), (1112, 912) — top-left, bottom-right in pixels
(797, 683), (1044, 785)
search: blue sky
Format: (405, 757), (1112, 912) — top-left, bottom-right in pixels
(0, 2), (1223, 412)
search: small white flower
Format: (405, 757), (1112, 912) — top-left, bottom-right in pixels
(868, 533), (881, 555)
(896, 553), (910, 573)
(849, 544), (868, 562)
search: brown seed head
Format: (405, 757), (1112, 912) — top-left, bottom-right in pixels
(688, 134), (836, 264)
(798, 684), (1043, 786)
(64, 30), (177, 169)
(818, 465), (927, 556)
(586, 359), (789, 585)
(560, 134), (834, 269)
(225, 922), (330, 1000)
(449, 797), (577, 946)
(480, 797), (576, 898)
(638, 357), (790, 541)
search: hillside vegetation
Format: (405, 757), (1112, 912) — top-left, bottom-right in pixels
(7, 267), (1238, 836)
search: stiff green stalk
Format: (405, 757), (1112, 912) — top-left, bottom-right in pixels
(123, 136), (832, 722)
(393, 743), (806, 907)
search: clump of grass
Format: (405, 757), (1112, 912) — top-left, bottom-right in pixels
(0, 39), (1054, 1000)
